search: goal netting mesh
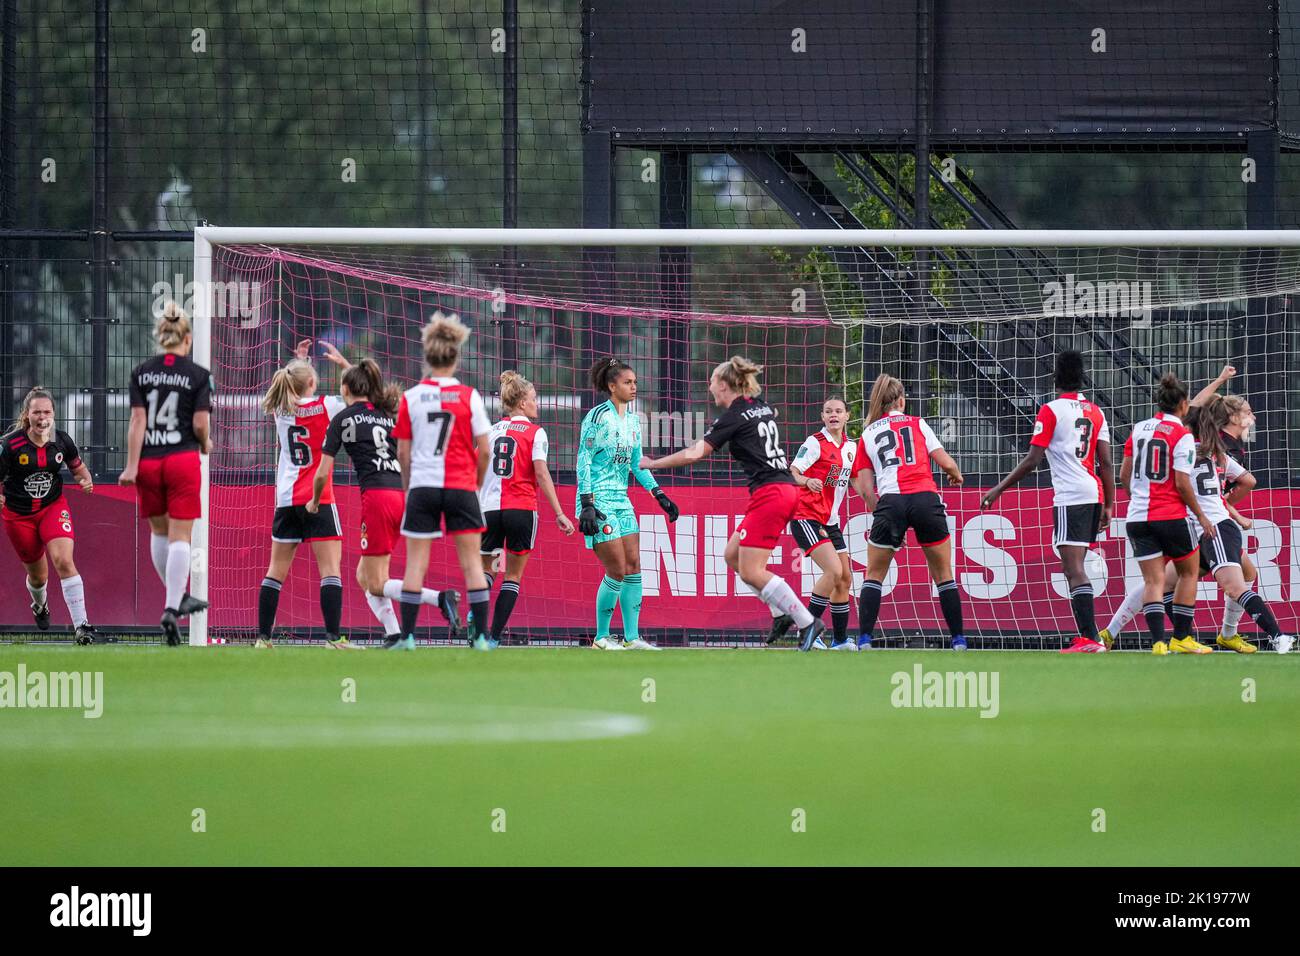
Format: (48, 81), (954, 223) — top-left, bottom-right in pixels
(196, 231), (1300, 647)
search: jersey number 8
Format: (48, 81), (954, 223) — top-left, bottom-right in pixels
(492, 435), (516, 477)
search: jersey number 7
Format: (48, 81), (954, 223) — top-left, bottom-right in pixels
(425, 411), (454, 455)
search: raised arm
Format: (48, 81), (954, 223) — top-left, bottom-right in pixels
(1191, 364), (1236, 407)
(642, 439), (713, 471)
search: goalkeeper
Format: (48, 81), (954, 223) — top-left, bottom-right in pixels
(577, 357), (679, 651)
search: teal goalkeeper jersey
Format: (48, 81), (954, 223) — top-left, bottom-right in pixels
(576, 399), (659, 507)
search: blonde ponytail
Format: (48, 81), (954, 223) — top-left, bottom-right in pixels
(712, 355), (763, 398)
(154, 300), (191, 351)
(262, 359), (315, 416)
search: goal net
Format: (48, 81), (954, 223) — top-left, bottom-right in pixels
(190, 227), (1300, 648)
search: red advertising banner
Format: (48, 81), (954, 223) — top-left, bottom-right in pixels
(6, 483), (1300, 636)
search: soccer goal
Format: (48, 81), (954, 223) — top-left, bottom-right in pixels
(190, 227), (1300, 648)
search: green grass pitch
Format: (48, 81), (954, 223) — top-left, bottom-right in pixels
(1, 644), (1296, 865)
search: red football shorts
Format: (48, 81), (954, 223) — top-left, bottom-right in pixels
(360, 487), (405, 556)
(3, 497), (75, 565)
(737, 482), (800, 550)
(136, 450), (202, 520)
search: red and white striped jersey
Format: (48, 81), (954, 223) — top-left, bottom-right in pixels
(791, 428), (855, 526)
(274, 395), (346, 507)
(851, 410), (943, 495)
(1192, 454), (1246, 526)
(1123, 413), (1196, 522)
(392, 377), (491, 492)
(479, 416), (549, 512)
(1030, 392), (1110, 506)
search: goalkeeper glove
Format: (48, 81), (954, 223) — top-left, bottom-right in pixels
(652, 488), (680, 523)
(578, 494), (607, 537)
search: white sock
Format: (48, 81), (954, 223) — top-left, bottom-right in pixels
(759, 576), (813, 628)
(366, 591), (401, 636)
(743, 579), (783, 618)
(150, 533), (169, 584)
(61, 574), (88, 628)
(383, 579), (441, 605)
(26, 576), (47, 609)
(1106, 582), (1146, 636)
(1222, 594), (1246, 635)
(165, 541), (191, 611)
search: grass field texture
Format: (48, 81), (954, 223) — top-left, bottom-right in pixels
(1, 645), (1295, 866)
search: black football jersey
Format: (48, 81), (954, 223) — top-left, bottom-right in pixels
(701, 396), (795, 492)
(322, 401), (402, 491)
(128, 353), (212, 458)
(1221, 429), (1249, 494)
(0, 429), (82, 516)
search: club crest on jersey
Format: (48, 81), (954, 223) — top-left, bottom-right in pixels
(61, 522), (72, 533)
(24, 473), (52, 498)
(60, 509), (70, 521)
(55, 452), (63, 463)
(1032, 421), (1044, 437)
(17, 453), (28, 465)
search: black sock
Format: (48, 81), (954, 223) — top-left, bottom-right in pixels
(1143, 603), (1166, 643)
(469, 588), (491, 640)
(808, 593), (830, 621)
(257, 577), (282, 637)
(830, 602), (851, 643)
(858, 580), (883, 638)
(936, 579), (963, 638)
(1171, 603), (1195, 641)
(1162, 590), (1175, 623)
(492, 581), (520, 639)
(484, 572), (496, 591)
(320, 576), (343, 636)
(1069, 583), (1098, 640)
(1239, 591), (1281, 639)
(400, 591), (422, 638)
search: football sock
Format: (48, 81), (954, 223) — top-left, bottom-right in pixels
(365, 591), (400, 637)
(808, 593), (830, 621)
(257, 577), (282, 636)
(492, 580), (520, 639)
(320, 576), (343, 635)
(384, 579), (441, 604)
(149, 533), (169, 584)
(165, 541), (190, 611)
(1222, 594), (1246, 635)
(1143, 603), (1167, 643)
(937, 579), (964, 638)
(595, 576), (622, 640)
(1068, 583), (1098, 640)
(830, 602), (851, 643)
(399, 590), (422, 637)
(26, 576), (47, 610)
(1162, 590), (1175, 623)
(1107, 583), (1146, 636)
(468, 588), (491, 640)
(620, 572), (643, 643)
(858, 580), (884, 638)
(60, 574), (88, 629)
(1171, 602), (1195, 641)
(1238, 591), (1282, 639)
(759, 576), (813, 628)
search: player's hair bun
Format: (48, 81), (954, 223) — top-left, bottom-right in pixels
(1155, 371), (1187, 413)
(422, 311), (471, 369)
(589, 356), (629, 393)
(153, 300), (192, 350)
(712, 355), (763, 397)
(499, 370), (533, 411)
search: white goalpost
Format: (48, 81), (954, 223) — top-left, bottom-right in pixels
(189, 227), (1300, 648)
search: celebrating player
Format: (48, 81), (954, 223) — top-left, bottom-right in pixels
(391, 312), (495, 650)
(307, 357), (461, 649)
(980, 351), (1115, 653)
(576, 357), (678, 651)
(0, 387), (106, 644)
(851, 374), (966, 650)
(1118, 373), (1216, 654)
(254, 338), (350, 649)
(784, 396), (857, 650)
(118, 301), (212, 646)
(1103, 396), (1292, 654)
(476, 370), (576, 643)
(642, 356), (825, 651)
